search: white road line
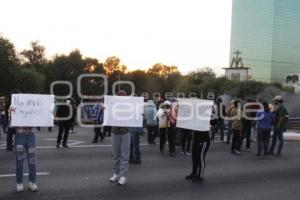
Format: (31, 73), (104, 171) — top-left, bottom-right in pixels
(0, 143), (151, 150)
(0, 172), (50, 178)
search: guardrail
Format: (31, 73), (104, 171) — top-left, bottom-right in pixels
(287, 117), (300, 129)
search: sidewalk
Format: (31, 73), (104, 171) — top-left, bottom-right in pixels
(284, 130), (300, 141)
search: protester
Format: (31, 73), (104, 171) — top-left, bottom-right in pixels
(56, 98), (76, 148)
(166, 99), (178, 156)
(0, 96), (8, 134)
(225, 100), (235, 144)
(130, 126), (143, 164)
(230, 100), (243, 155)
(110, 90), (131, 186)
(255, 101), (274, 156)
(211, 98), (226, 142)
(269, 96), (289, 156)
(157, 101), (172, 156)
(144, 100), (158, 144)
(9, 90), (38, 192)
(6, 93), (15, 151)
(241, 99), (257, 152)
(92, 102), (105, 143)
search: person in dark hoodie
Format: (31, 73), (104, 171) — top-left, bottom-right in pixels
(56, 98), (76, 148)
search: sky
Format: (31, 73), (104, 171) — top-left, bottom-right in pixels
(0, 0), (232, 75)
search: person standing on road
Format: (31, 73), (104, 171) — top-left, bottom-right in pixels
(166, 99), (178, 157)
(156, 101), (170, 156)
(211, 98), (226, 142)
(110, 90), (131, 186)
(230, 100), (244, 155)
(144, 99), (158, 144)
(9, 90), (38, 192)
(92, 102), (105, 143)
(56, 98), (76, 148)
(269, 96), (289, 156)
(129, 126), (144, 164)
(255, 101), (274, 156)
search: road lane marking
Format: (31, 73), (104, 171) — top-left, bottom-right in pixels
(0, 172), (50, 178)
(0, 143), (152, 150)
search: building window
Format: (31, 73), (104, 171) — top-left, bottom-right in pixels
(231, 73), (240, 81)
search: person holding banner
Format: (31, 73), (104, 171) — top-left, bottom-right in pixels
(110, 90), (131, 186)
(8, 90), (38, 192)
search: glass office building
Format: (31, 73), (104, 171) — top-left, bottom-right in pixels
(230, 0), (300, 83)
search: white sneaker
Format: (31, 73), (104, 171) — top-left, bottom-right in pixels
(110, 174), (119, 183)
(16, 183), (24, 192)
(29, 182), (38, 192)
(117, 177), (127, 185)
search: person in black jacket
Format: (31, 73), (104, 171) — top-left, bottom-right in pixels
(56, 98), (76, 148)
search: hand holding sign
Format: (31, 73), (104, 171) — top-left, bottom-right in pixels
(11, 94), (55, 127)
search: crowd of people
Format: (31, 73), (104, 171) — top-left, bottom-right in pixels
(0, 90), (289, 192)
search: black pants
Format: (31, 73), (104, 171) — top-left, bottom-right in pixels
(147, 125), (158, 144)
(191, 132), (210, 178)
(159, 127), (175, 154)
(243, 126), (252, 149)
(257, 128), (271, 155)
(6, 128), (16, 150)
(93, 127), (104, 142)
(211, 120), (225, 141)
(103, 126), (112, 137)
(57, 125), (70, 145)
(231, 129), (243, 152)
(181, 129), (192, 152)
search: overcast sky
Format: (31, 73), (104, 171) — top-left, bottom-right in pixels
(0, 0), (232, 75)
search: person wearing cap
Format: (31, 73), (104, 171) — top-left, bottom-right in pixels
(110, 90), (131, 186)
(269, 96), (289, 156)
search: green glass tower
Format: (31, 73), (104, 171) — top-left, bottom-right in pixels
(230, 0), (300, 83)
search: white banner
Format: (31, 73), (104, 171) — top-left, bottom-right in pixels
(11, 94), (55, 127)
(176, 98), (213, 131)
(103, 95), (144, 127)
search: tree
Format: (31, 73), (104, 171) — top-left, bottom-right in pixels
(20, 41), (47, 71)
(103, 56), (127, 76)
(0, 37), (19, 95)
(147, 63), (179, 79)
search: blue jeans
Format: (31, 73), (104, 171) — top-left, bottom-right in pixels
(112, 132), (131, 177)
(130, 132), (141, 162)
(270, 128), (284, 154)
(14, 133), (36, 184)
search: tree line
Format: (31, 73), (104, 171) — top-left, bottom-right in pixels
(0, 36), (293, 102)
